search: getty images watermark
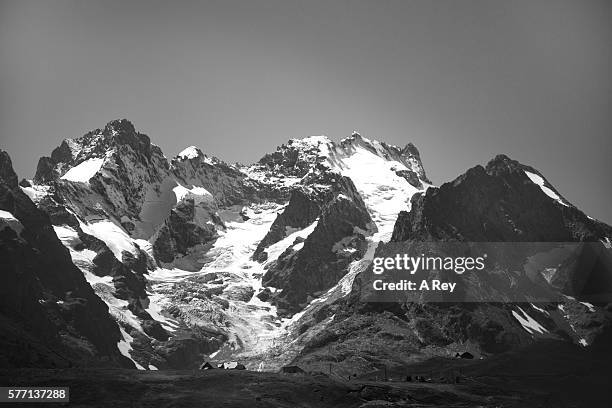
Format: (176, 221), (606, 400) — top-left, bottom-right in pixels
(372, 253), (487, 293)
(358, 241), (612, 303)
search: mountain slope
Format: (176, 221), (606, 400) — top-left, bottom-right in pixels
(0, 150), (131, 368)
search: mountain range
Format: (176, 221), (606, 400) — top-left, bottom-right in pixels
(1, 118), (611, 373)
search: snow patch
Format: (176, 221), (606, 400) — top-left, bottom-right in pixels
(580, 302), (595, 312)
(53, 225), (81, 246)
(55, 226), (112, 285)
(61, 158), (105, 183)
(530, 303), (550, 315)
(263, 220), (318, 264)
(0, 209), (23, 235)
(134, 239), (154, 258)
(20, 184), (50, 203)
(117, 327), (145, 370)
(79, 220), (138, 261)
(524, 171), (569, 207)
(512, 307), (548, 334)
(177, 146), (202, 160)
(145, 293), (180, 332)
(0, 210), (18, 221)
(173, 183), (213, 203)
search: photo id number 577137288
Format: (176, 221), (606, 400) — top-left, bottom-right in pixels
(0, 387), (69, 403)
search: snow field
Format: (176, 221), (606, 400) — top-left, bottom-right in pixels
(60, 157), (105, 183)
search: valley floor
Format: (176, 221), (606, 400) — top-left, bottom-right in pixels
(2, 364), (609, 408)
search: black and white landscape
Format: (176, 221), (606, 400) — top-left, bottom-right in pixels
(1, 119), (612, 406)
(2, 1), (612, 407)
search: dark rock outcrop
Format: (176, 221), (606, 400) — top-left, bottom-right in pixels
(171, 150), (261, 206)
(258, 140), (325, 178)
(263, 177), (376, 314)
(33, 156), (57, 183)
(254, 189), (321, 260)
(392, 155), (611, 243)
(152, 198), (220, 265)
(0, 150), (130, 368)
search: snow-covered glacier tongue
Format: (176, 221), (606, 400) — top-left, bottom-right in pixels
(24, 119), (436, 370)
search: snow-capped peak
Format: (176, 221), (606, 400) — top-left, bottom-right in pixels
(176, 146), (203, 160)
(288, 135), (332, 150)
(339, 131), (389, 154)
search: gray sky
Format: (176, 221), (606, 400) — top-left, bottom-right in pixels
(1, 0), (610, 223)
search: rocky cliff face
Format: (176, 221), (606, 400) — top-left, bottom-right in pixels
(263, 177), (376, 314)
(171, 146), (264, 206)
(0, 150), (131, 368)
(152, 198), (222, 269)
(253, 189), (322, 261)
(34, 120), (171, 237)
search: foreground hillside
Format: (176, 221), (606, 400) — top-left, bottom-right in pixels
(2, 340), (611, 407)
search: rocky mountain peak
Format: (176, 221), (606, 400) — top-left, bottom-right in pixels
(176, 146), (204, 161)
(103, 118), (136, 136)
(401, 142), (421, 159)
(172, 146), (228, 169)
(102, 119), (156, 159)
(254, 132), (431, 188)
(256, 136), (330, 178)
(0, 150), (18, 189)
(73, 119), (156, 160)
(337, 132), (430, 183)
(392, 155), (611, 242)
(483, 154), (569, 205)
(485, 154), (528, 176)
(34, 119), (165, 184)
(290, 135), (333, 147)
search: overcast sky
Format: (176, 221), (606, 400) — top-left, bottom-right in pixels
(1, 0), (610, 222)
